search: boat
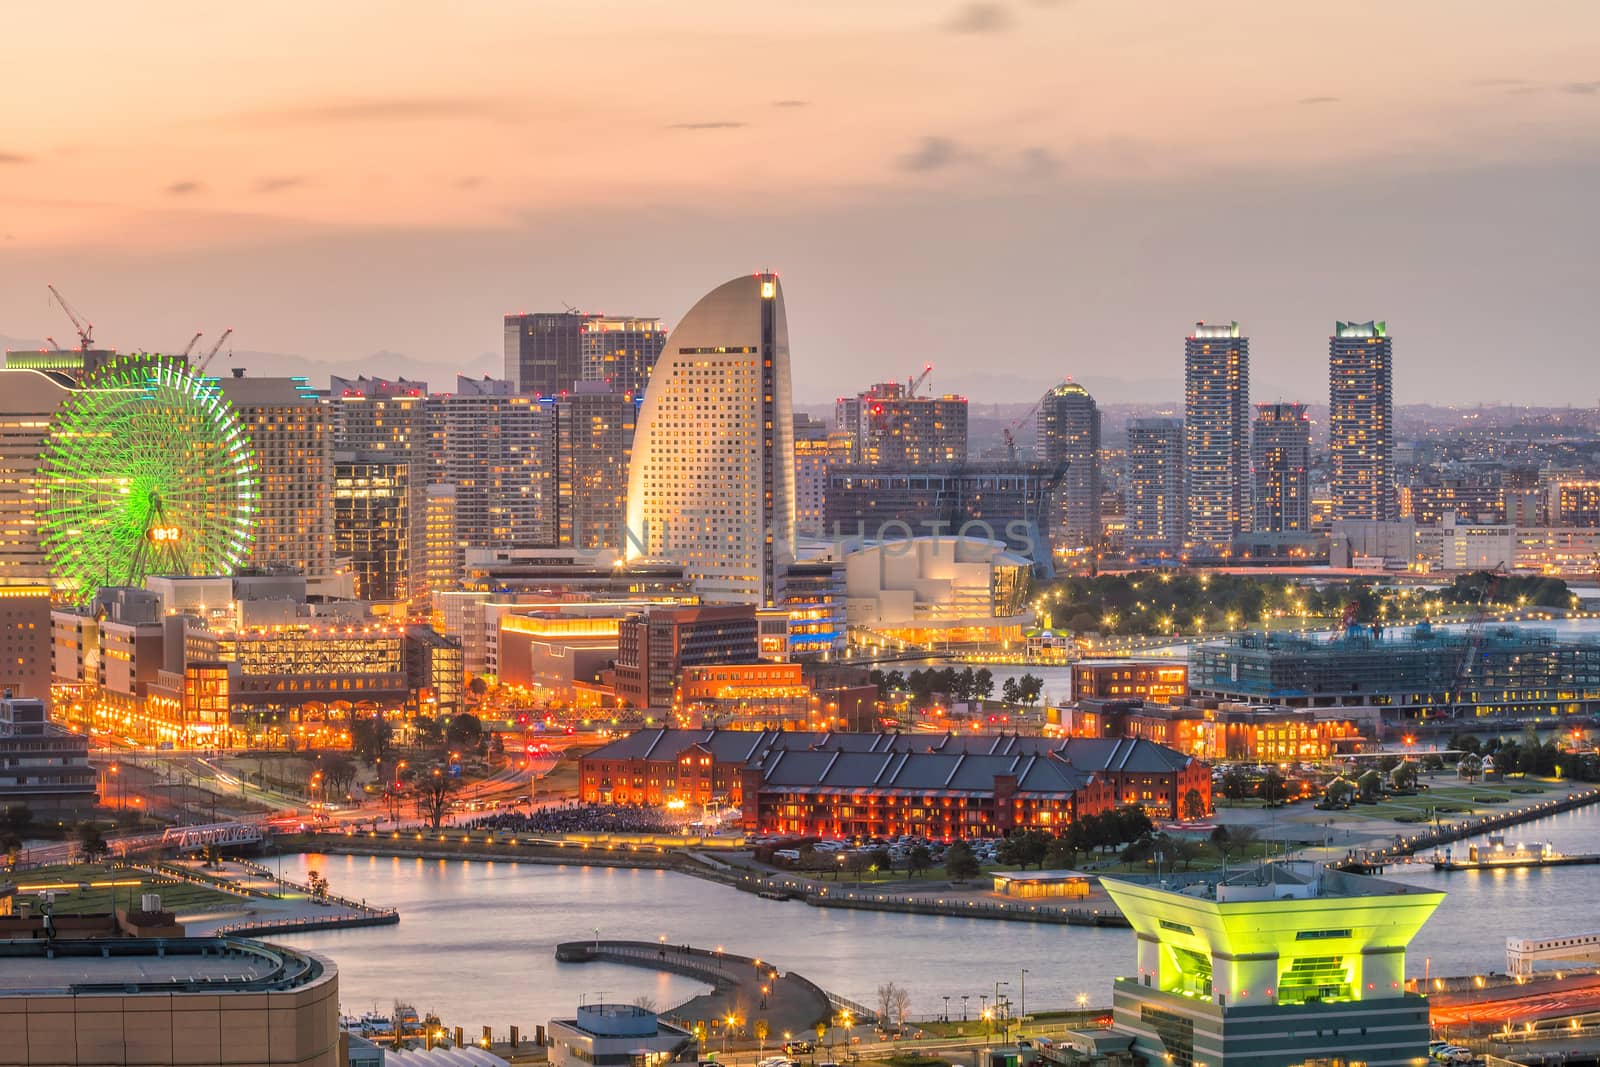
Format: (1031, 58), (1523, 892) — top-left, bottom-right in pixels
(358, 1011), (395, 1038)
(394, 1003), (424, 1037)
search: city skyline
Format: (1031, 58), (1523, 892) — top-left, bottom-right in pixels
(3, 3), (1599, 405)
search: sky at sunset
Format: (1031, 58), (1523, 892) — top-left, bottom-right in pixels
(2, 1), (1598, 404)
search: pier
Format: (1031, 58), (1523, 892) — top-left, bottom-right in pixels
(1433, 852), (1600, 872)
(555, 940), (837, 1039)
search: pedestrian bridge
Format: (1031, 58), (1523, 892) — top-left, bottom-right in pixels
(160, 822), (264, 853)
(1507, 932), (1600, 976)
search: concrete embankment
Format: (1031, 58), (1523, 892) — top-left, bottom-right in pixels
(1369, 785), (1600, 864)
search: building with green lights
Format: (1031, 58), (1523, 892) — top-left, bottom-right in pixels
(1103, 863), (1441, 1066)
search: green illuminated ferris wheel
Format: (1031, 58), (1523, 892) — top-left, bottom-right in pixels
(41, 357), (258, 600)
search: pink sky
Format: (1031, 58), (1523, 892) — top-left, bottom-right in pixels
(4, 1), (1599, 403)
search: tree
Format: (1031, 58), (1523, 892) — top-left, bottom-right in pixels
(413, 715), (444, 747)
(907, 844), (932, 878)
(322, 754), (357, 800)
(974, 668), (995, 702)
(1043, 835), (1078, 871)
(754, 1019), (770, 1056)
(869, 847), (893, 876)
(1001, 678), (1020, 705)
(468, 676), (490, 699)
(306, 869), (329, 901)
(944, 841), (981, 882)
(1323, 778), (1355, 808)
(1018, 673), (1045, 706)
(1260, 767), (1288, 807)
(876, 983), (912, 1030)
(1181, 788), (1207, 822)
(350, 714), (393, 765)
(1219, 766), (1252, 800)
(77, 821), (108, 863)
(417, 767), (455, 829)
(1391, 760), (1419, 792)
(1457, 753), (1483, 782)
(446, 713), (484, 749)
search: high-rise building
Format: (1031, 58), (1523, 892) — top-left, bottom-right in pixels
(625, 273), (796, 606)
(0, 585), (52, 705)
(0, 369), (70, 590)
(1329, 320), (1396, 521)
(330, 376), (430, 601)
(332, 452), (411, 604)
(580, 316), (667, 401)
(613, 604), (760, 709)
(554, 382), (633, 551)
(216, 374), (333, 577)
(1183, 321), (1251, 557)
(1125, 418), (1184, 556)
(429, 376), (556, 559)
(835, 382), (966, 468)
(1251, 402), (1311, 532)
(504, 311), (593, 396)
(422, 484), (459, 600)
(792, 413), (835, 535)
(1035, 380), (1101, 550)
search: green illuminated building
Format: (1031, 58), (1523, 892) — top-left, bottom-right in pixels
(1104, 863), (1441, 1066)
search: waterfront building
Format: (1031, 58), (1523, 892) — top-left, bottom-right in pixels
(842, 537), (1031, 649)
(1105, 864), (1439, 1067)
(836, 381), (968, 468)
(554, 383), (632, 551)
(1183, 322), (1250, 557)
(581, 729), (1210, 837)
(1188, 626), (1600, 722)
(332, 452), (412, 606)
(0, 369), (71, 590)
(216, 374), (334, 579)
(1251, 402), (1311, 533)
(1124, 418), (1184, 558)
(672, 662), (812, 728)
(1329, 319), (1397, 521)
(613, 604), (759, 710)
(0, 935), (340, 1066)
(823, 462), (1055, 567)
(1036, 380), (1102, 551)
(1069, 660), (1188, 703)
(1064, 699), (1363, 762)
(579, 315), (668, 401)
(625, 273), (796, 606)
(0, 691), (95, 811)
(548, 1004), (689, 1067)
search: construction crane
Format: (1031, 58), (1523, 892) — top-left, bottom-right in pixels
(906, 362), (933, 399)
(47, 284), (94, 350)
(195, 328), (233, 376)
(178, 332), (204, 359)
(45, 337), (63, 352)
(1001, 392), (1049, 462)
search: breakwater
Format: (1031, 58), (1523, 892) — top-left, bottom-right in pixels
(1355, 786), (1600, 868)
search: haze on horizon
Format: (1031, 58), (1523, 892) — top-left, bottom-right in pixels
(2, 0), (1598, 406)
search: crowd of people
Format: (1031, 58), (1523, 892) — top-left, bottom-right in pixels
(467, 803), (677, 836)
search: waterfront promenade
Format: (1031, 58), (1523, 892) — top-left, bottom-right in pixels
(557, 940), (835, 1043)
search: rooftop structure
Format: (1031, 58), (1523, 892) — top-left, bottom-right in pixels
(1105, 863), (1439, 1066)
(0, 935), (339, 1066)
(1189, 624), (1600, 721)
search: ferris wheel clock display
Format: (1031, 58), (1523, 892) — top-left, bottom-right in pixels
(41, 357), (258, 600)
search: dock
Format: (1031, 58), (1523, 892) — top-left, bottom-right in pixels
(1433, 851), (1600, 872)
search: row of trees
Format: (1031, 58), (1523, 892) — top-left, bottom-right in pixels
(867, 667), (1045, 708)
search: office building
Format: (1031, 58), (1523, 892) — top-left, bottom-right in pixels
(1548, 480), (1600, 527)
(505, 310), (592, 396)
(422, 484), (458, 597)
(554, 382), (632, 551)
(792, 413), (835, 533)
(613, 604), (760, 709)
(1036, 380), (1102, 550)
(217, 374), (333, 578)
(548, 1004), (690, 1067)
(823, 463), (1055, 568)
(0, 369), (71, 590)
(1329, 320), (1396, 521)
(579, 316), (668, 401)
(1070, 660), (1188, 703)
(1184, 321), (1250, 557)
(1124, 418), (1184, 557)
(431, 376), (556, 561)
(0, 586), (50, 705)
(625, 273), (796, 605)
(330, 376), (430, 600)
(0, 935), (340, 1066)
(332, 453), (411, 605)
(1189, 626), (1600, 722)
(581, 729), (1210, 838)
(774, 558), (847, 657)
(1251, 402), (1311, 533)
(836, 381), (967, 468)
(1105, 865), (1438, 1067)
(0, 691), (96, 811)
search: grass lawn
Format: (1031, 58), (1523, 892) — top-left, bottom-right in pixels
(9, 862), (247, 915)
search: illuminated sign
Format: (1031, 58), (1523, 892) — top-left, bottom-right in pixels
(146, 526), (182, 543)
